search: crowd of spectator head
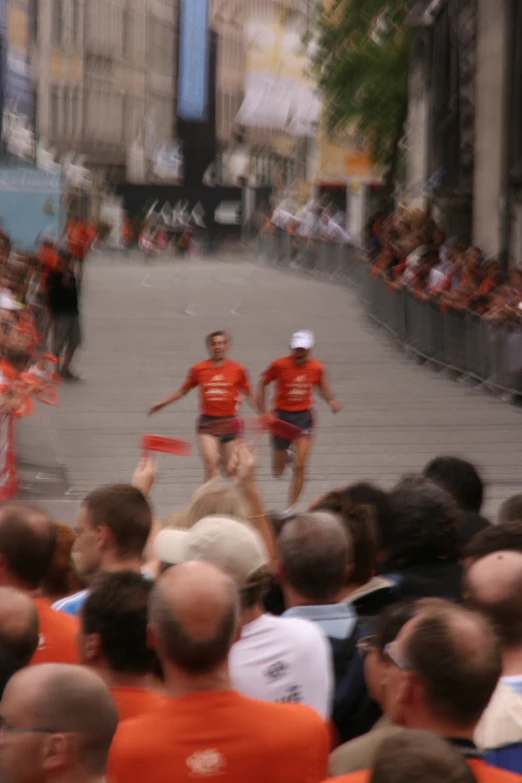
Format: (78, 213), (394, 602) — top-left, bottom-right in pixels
(368, 207), (522, 323)
(2, 452), (522, 783)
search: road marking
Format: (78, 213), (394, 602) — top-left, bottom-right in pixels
(230, 301), (243, 316)
(141, 273), (153, 288)
(184, 302), (197, 316)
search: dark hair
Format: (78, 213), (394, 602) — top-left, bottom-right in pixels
(405, 604), (501, 726)
(312, 490), (377, 585)
(385, 476), (461, 569)
(278, 512), (350, 602)
(0, 504), (56, 589)
(149, 582), (237, 674)
(498, 494), (522, 525)
(424, 457), (484, 513)
(370, 730), (477, 783)
(83, 485), (152, 559)
(82, 571), (156, 675)
(206, 330), (229, 347)
(374, 601), (417, 654)
(463, 521), (522, 562)
(343, 483), (394, 552)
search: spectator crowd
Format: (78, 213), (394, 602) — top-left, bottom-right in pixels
(367, 207), (521, 323)
(0, 216), (96, 424)
(2, 446), (522, 783)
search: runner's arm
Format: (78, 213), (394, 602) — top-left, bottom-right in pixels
(256, 363), (277, 414)
(318, 369), (341, 413)
(148, 385), (188, 415)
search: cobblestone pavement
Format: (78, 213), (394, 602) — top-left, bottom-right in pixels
(17, 251), (522, 523)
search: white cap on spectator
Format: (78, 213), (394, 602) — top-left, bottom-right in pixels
(290, 330), (314, 350)
(154, 528), (189, 565)
(155, 515), (269, 588)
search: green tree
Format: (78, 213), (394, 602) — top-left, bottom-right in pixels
(310, 0), (410, 188)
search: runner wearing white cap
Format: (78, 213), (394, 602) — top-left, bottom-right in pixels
(257, 331), (341, 516)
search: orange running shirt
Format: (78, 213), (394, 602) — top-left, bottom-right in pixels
(108, 690), (329, 783)
(110, 687), (167, 723)
(30, 598), (79, 665)
(320, 758), (522, 783)
(181, 359), (251, 417)
(262, 355), (324, 412)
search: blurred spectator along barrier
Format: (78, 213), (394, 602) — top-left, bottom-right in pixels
(257, 230), (522, 397)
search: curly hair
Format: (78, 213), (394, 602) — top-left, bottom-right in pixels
(385, 475), (461, 569)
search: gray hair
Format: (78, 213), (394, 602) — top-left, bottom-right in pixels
(278, 512), (352, 602)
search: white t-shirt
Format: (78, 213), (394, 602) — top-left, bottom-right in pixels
(229, 613), (333, 719)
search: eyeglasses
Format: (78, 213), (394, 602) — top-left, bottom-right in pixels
(0, 716), (55, 735)
(383, 642), (411, 671)
(356, 636), (377, 658)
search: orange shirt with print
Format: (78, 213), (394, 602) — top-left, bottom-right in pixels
(320, 758), (522, 783)
(262, 355), (324, 412)
(30, 598), (79, 665)
(181, 359), (251, 417)
(108, 689), (329, 783)
(110, 687), (166, 723)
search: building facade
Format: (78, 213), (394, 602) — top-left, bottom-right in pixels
(406, 0), (522, 263)
(213, 0), (314, 187)
(31, 0), (177, 186)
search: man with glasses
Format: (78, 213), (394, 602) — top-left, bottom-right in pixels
(0, 663), (117, 783)
(330, 602), (416, 776)
(322, 600), (519, 783)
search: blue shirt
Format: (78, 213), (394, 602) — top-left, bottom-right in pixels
(52, 589), (89, 616)
(52, 568), (154, 616)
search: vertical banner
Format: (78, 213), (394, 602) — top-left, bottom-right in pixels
(178, 0), (210, 121)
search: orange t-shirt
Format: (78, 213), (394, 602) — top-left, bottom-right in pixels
(108, 690), (328, 783)
(320, 758), (522, 783)
(262, 355), (324, 412)
(181, 359), (251, 417)
(110, 687), (167, 723)
(30, 598), (79, 665)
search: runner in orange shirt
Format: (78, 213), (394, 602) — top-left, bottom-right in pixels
(257, 331), (341, 515)
(148, 330), (255, 479)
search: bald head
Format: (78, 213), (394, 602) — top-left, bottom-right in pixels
(0, 587), (38, 669)
(466, 550), (522, 648)
(2, 664), (117, 775)
(149, 561), (239, 674)
(0, 503), (55, 590)
(278, 511), (351, 603)
(397, 600), (501, 728)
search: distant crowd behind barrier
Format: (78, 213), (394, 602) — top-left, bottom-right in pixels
(258, 206), (522, 398)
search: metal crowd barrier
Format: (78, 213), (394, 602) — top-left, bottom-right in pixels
(257, 230), (522, 396)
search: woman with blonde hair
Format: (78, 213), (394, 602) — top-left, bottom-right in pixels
(165, 478), (249, 530)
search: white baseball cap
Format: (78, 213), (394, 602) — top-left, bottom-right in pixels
(290, 330), (314, 350)
(154, 515), (269, 588)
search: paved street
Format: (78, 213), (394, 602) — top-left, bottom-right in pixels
(17, 250), (522, 523)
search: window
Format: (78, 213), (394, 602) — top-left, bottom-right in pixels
(63, 87), (69, 136)
(31, 0), (39, 42)
(71, 0), (80, 46)
(71, 88), (79, 138)
(50, 87), (59, 138)
(52, 0), (63, 46)
(122, 8), (130, 59)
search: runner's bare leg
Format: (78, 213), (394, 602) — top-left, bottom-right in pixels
(220, 439), (237, 475)
(197, 434), (220, 480)
(289, 437), (312, 507)
(272, 448), (287, 478)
